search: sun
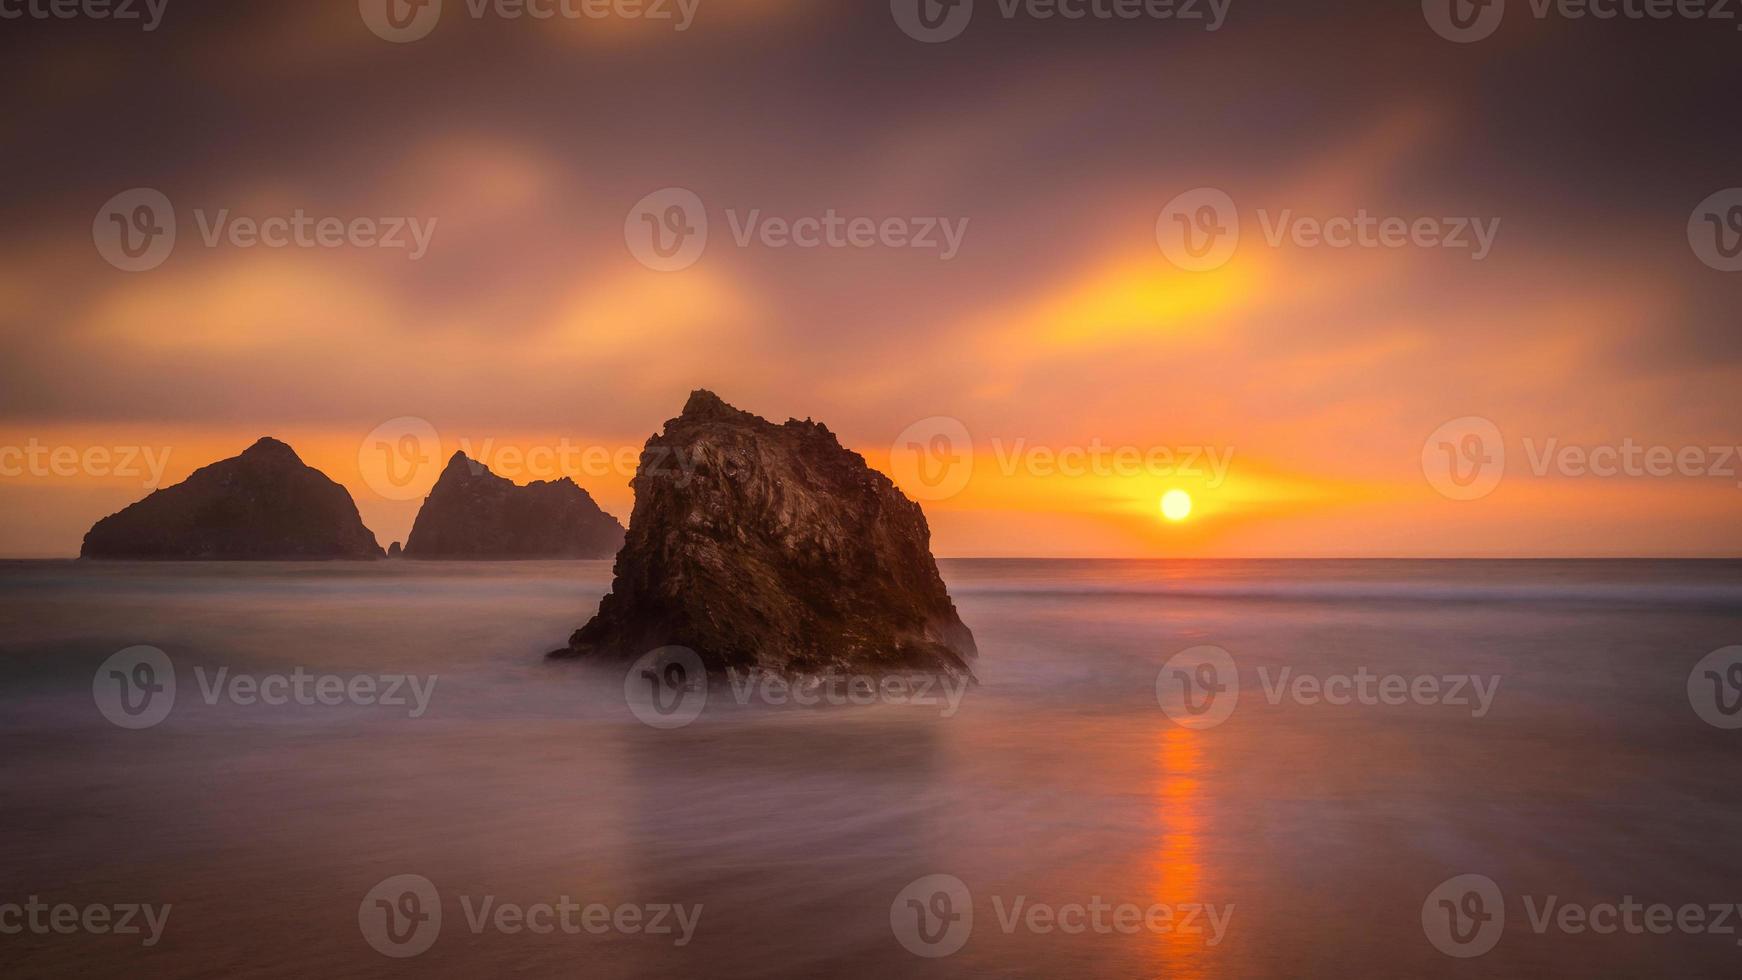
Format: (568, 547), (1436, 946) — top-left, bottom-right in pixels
(1160, 489), (1193, 522)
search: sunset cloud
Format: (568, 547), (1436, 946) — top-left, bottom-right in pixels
(0, 3), (1736, 556)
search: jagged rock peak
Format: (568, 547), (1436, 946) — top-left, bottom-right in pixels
(402, 451), (625, 560)
(680, 388), (759, 424)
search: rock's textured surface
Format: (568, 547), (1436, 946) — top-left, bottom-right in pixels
(403, 453), (625, 560)
(81, 438), (383, 560)
(550, 390), (976, 677)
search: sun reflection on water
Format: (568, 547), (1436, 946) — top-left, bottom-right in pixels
(1149, 724), (1214, 980)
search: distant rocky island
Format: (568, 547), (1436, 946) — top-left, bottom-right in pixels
(550, 390), (977, 678)
(80, 438), (383, 560)
(403, 452), (625, 560)
(77, 439), (626, 563)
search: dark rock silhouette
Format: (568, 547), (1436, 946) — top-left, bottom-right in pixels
(81, 438), (383, 560)
(387, 541), (403, 558)
(402, 452), (625, 560)
(549, 390), (976, 677)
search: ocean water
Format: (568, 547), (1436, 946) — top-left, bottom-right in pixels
(1, 559), (1740, 978)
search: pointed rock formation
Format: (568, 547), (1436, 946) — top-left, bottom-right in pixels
(387, 541), (403, 558)
(550, 390), (977, 678)
(80, 438), (384, 560)
(402, 452), (625, 560)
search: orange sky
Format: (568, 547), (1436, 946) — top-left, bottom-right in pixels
(2, 2), (1739, 557)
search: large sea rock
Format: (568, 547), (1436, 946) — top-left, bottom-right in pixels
(80, 438), (383, 560)
(549, 390), (976, 677)
(402, 452), (625, 560)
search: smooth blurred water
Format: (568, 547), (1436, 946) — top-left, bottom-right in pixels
(1, 559), (1740, 978)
